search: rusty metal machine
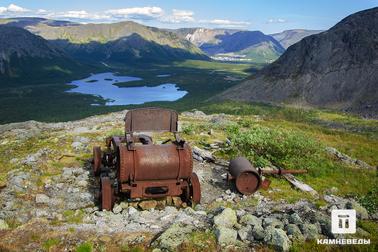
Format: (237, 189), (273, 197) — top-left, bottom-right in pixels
(227, 157), (307, 195)
(92, 108), (201, 210)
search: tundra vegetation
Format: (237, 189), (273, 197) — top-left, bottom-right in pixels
(0, 101), (376, 251)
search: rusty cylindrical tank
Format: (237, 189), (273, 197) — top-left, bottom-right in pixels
(228, 157), (261, 195)
(118, 143), (193, 182)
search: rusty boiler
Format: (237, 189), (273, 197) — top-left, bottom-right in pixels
(92, 108), (201, 210)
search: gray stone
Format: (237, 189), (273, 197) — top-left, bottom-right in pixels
(215, 226), (238, 246)
(300, 223), (319, 240)
(346, 201), (369, 220)
(264, 227), (291, 251)
(0, 219), (9, 230)
(35, 194), (50, 204)
(252, 224), (266, 241)
(113, 204), (123, 214)
(288, 213), (302, 224)
(240, 214), (262, 227)
(213, 208), (237, 228)
(128, 207), (138, 216)
(153, 223), (194, 251)
(263, 217), (284, 229)
(286, 224), (304, 241)
(238, 225), (253, 242)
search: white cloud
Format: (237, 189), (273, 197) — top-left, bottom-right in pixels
(267, 18), (287, 24)
(0, 4), (29, 14)
(161, 9), (195, 23)
(105, 6), (163, 20)
(199, 19), (250, 28)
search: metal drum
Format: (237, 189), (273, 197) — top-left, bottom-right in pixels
(229, 157), (261, 195)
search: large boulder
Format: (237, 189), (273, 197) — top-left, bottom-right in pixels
(153, 223), (194, 251)
(213, 208), (237, 228)
(215, 226), (238, 246)
(264, 227), (291, 251)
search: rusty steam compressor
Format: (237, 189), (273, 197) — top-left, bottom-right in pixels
(92, 108), (201, 210)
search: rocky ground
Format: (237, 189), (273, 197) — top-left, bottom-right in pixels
(0, 110), (376, 251)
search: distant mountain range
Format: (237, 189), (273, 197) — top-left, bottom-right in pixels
(217, 7), (378, 117)
(0, 16), (325, 84)
(270, 29), (323, 49)
(172, 28), (321, 63)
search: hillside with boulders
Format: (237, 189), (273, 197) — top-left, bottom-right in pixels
(0, 107), (377, 251)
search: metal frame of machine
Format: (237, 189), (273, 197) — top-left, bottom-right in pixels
(92, 107), (201, 210)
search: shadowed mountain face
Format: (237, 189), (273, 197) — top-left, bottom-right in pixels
(270, 29), (323, 49)
(2, 18), (207, 65)
(217, 7), (378, 117)
(0, 25), (82, 85)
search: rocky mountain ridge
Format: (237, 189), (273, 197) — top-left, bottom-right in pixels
(217, 7), (378, 117)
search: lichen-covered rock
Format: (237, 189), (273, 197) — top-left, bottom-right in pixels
(264, 227), (291, 251)
(240, 214), (262, 227)
(215, 226), (238, 246)
(300, 223), (319, 240)
(263, 217), (284, 229)
(113, 204), (122, 214)
(286, 224), (304, 241)
(238, 225), (253, 242)
(288, 213), (303, 225)
(213, 208), (237, 228)
(0, 219), (9, 230)
(153, 223), (194, 251)
(346, 201), (369, 220)
(252, 224), (266, 241)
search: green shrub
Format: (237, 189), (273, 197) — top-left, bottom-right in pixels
(359, 184), (378, 214)
(182, 123), (195, 135)
(76, 242), (93, 252)
(225, 125), (322, 169)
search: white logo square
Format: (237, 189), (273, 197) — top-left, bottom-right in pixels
(331, 209), (356, 234)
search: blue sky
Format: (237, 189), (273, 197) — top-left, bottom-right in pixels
(0, 0), (377, 33)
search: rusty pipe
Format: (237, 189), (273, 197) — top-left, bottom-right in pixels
(260, 169), (308, 175)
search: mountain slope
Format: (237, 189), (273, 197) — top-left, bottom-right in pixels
(0, 25), (82, 86)
(16, 19), (207, 63)
(173, 28), (284, 63)
(217, 7), (378, 117)
(270, 29), (323, 49)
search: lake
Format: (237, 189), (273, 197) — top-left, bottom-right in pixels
(66, 72), (187, 106)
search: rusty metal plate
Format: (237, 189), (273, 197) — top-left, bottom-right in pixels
(190, 173), (201, 204)
(93, 146), (102, 176)
(125, 107), (178, 133)
(101, 176), (113, 211)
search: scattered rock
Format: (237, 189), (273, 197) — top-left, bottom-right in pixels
(300, 223), (319, 240)
(215, 226), (238, 246)
(288, 213), (302, 225)
(35, 194), (50, 204)
(192, 146), (215, 162)
(346, 201), (369, 219)
(213, 208), (237, 228)
(286, 224), (304, 241)
(238, 225), (253, 242)
(113, 204), (123, 214)
(138, 200), (157, 210)
(240, 214), (262, 227)
(153, 223), (194, 251)
(264, 227), (291, 251)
